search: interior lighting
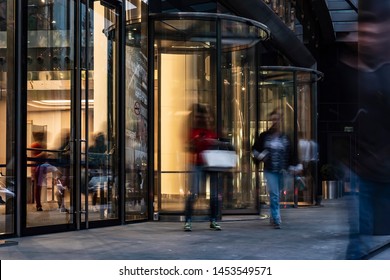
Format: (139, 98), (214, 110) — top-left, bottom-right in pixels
(33, 99), (93, 105)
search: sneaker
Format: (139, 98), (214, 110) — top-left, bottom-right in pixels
(210, 221), (221, 230)
(274, 223), (281, 229)
(184, 222), (192, 232)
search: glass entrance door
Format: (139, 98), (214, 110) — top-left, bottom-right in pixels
(81, 1), (119, 225)
(26, 0), (75, 229)
(25, 0), (119, 231)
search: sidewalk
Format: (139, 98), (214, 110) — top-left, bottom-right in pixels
(1, 197), (390, 260)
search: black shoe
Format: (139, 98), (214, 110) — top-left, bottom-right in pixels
(210, 221), (221, 230)
(37, 207), (43, 211)
(274, 223), (281, 229)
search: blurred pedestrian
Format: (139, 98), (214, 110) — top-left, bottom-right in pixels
(35, 155), (62, 212)
(184, 103), (221, 231)
(88, 132), (108, 211)
(56, 129), (71, 212)
(342, 1), (390, 259)
(252, 109), (301, 229)
(30, 131), (47, 211)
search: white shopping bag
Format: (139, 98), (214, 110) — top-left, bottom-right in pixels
(201, 150), (237, 170)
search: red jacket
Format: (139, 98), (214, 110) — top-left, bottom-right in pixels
(189, 128), (217, 165)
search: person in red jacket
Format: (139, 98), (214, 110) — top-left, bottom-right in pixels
(184, 103), (221, 231)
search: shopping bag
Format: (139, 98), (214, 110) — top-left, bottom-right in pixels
(201, 140), (237, 171)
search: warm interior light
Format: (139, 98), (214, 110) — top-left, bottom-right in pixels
(32, 99), (94, 105)
(28, 99), (94, 110)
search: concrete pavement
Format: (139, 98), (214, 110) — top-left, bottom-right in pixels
(1, 197), (390, 260)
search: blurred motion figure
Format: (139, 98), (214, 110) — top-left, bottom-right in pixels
(183, 103), (221, 231)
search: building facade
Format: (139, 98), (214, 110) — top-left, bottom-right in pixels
(0, 0), (321, 237)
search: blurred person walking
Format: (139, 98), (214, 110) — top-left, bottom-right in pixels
(56, 129), (71, 212)
(184, 103), (221, 232)
(342, 1), (390, 259)
(88, 132), (108, 211)
(30, 131), (47, 211)
(252, 109), (301, 229)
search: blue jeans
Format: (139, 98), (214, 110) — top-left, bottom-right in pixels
(185, 165), (219, 223)
(345, 178), (390, 258)
(264, 171), (282, 225)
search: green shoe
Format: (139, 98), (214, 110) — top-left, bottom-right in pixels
(210, 221), (221, 230)
(184, 222), (192, 231)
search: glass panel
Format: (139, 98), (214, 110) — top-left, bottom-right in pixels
(26, 0), (73, 227)
(221, 46), (257, 212)
(220, 19), (266, 51)
(85, 2), (118, 221)
(154, 18), (217, 51)
(0, 0), (15, 234)
(125, 0), (149, 221)
(297, 72), (317, 205)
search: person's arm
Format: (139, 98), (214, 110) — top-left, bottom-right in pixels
(287, 136), (303, 174)
(252, 132), (268, 161)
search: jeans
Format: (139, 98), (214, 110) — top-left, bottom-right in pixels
(264, 170), (282, 225)
(185, 165), (219, 222)
(345, 177), (390, 259)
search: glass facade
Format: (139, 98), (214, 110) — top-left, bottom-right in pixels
(0, 0), (320, 237)
(24, 0), (123, 232)
(125, 0), (149, 221)
(0, 0), (15, 235)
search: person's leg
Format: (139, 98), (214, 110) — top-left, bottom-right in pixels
(184, 193), (196, 223)
(265, 171), (281, 227)
(209, 171), (221, 230)
(56, 189), (63, 208)
(92, 191), (97, 206)
(184, 165), (201, 230)
(35, 185), (42, 211)
(59, 190), (67, 212)
(209, 172), (217, 221)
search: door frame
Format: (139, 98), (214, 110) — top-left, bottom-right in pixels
(21, 0), (125, 236)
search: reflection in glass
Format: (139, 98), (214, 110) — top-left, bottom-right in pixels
(85, 2), (118, 222)
(25, 0), (120, 228)
(125, 0), (149, 221)
(26, 0), (73, 227)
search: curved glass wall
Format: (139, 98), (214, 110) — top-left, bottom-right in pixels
(150, 13), (271, 218)
(256, 66), (322, 207)
(151, 12), (321, 218)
